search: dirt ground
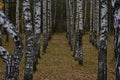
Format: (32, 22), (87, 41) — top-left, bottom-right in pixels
(0, 33), (115, 80)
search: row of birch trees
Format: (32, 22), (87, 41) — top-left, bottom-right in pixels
(66, 0), (120, 79)
(0, 0), (55, 79)
(1, 0), (120, 79)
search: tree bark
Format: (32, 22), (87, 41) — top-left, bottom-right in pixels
(98, 0), (108, 80)
(89, 0), (93, 43)
(43, 0), (48, 53)
(23, 0), (34, 79)
(16, 0), (19, 32)
(0, 11), (23, 80)
(74, 0), (83, 65)
(33, 0), (41, 72)
(112, 0), (120, 79)
(4, 0), (9, 42)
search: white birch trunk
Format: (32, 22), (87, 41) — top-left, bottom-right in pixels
(16, 0), (19, 32)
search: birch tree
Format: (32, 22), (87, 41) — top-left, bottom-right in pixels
(73, 0), (79, 58)
(69, 0), (74, 51)
(0, 1), (3, 46)
(52, 0), (56, 34)
(47, 0), (52, 41)
(74, 0), (83, 65)
(33, 0), (41, 71)
(89, 0), (93, 43)
(16, 0), (19, 32)
(4, 0), (9, 42)
(66, 0), (74, 51)
(49, 0), (52, 40)
(83, 0), (87, 34)
(111, 0), (120, 79)
(96, 0), (100, 48)
(0, 21), (1, 46)
(90, 0), (95, 45)
(98, 0), (108, 80)
(93, 0), (97, 47)
(66, 0), (69, 41)
(0, 10), (23, 80)
(93, 0), (100, 48)
(23, 0), (34, 79)
(43, 0), (48, 53)
(92, 0), (96, 46)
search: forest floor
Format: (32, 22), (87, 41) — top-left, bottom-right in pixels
(0, 33), (115, 80)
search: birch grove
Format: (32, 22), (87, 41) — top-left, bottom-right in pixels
(0, 0), (119, 79)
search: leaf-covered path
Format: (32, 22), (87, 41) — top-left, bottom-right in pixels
(0, 33), (115, 80)
(33, 33), (115, 80)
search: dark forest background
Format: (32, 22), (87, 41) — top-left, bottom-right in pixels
(3, 0), (113, 33)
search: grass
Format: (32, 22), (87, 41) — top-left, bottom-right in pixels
(0, 33), (115, 80)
